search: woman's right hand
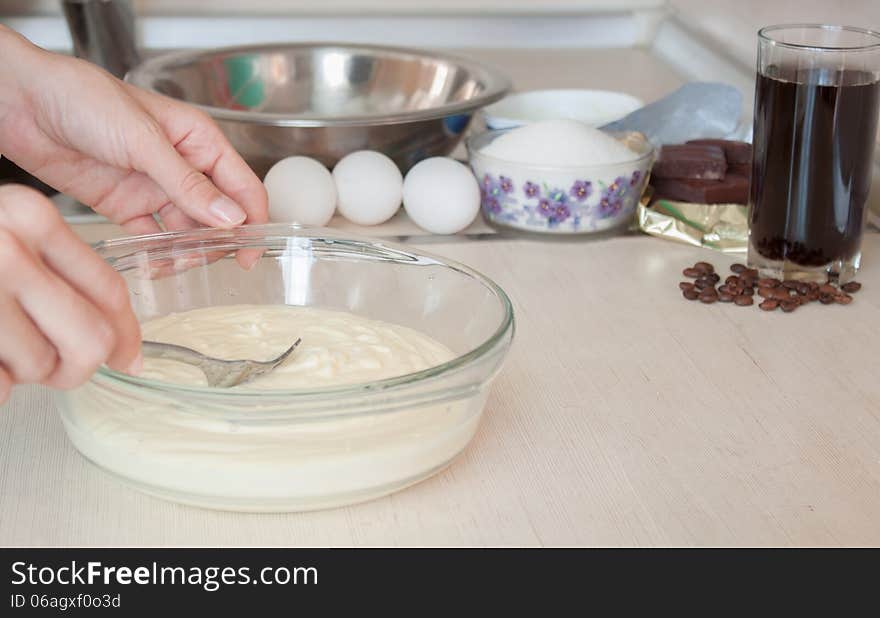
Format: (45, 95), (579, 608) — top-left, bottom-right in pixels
(0, 184), (141, 404)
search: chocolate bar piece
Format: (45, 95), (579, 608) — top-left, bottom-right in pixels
(728, 162), (751, 176)
(686, 139), (752, 165)
(653, 145), (727, 180)
(652, 173), (750, 204)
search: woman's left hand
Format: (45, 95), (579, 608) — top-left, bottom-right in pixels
(0, 26), (267, 248)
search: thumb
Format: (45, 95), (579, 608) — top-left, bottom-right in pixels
(130, 122), (247, 228)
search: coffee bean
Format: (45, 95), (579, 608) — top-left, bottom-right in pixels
(772, 288), (791, 300)
(680, 262), (857, 310)
(699, 295), (717, 304)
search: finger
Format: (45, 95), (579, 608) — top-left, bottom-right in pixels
(203, 152), (267, 269)
(89, 170), (172, 227)
(155, 204), (245, 272)
(146, 151), (263, 269)
(206, 154), (267, 269)
(159, 202), (262, 270)
(4, 119), (171, 228)
(16, 261), (118, 389)
(235, 247), (264, 271)
(157, 203), (201, 232)
(124, 84), (268, 226)
(36, 224), (141, 375)
(0, 186), (141, 376)
(0, 297), (58, 384)
(129, 122), (247, 229)
(137, 250), (232, 281)
(141, 257), (178, 280)
(0, 227), (112, 389)
(201, 147), (269, 225)
(122, 214), (163, 236)
(0, 364), (11, 405)
(123, 85), (267, 270)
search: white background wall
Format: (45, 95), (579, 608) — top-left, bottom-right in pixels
(670, 0), (880, 70)
(0, 1), (669, 51)
(5, 0), (878, 61)
(1, 0), (663, 15)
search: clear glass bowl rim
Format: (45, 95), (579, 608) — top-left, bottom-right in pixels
(758, 24), (880, 52)
(91, 224), (515, 402)
(466, 127), (655, 173)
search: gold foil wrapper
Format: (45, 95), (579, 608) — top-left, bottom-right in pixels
(637, 189), (748, 253)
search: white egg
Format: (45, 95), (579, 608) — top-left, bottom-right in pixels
(402, 158), (480, 234)
(333, 151), (403, 226)
(264, 156), (337, 226)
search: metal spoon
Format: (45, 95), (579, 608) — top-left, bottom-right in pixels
(140, 339), (302, 388)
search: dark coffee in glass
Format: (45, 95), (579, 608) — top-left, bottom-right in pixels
(748, 25), (880, 283)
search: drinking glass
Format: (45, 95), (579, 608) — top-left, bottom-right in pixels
(748, 24), (880, 283)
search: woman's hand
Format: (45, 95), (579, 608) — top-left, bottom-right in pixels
(0, 185), (142, 404)
(0, 26), (268, 244)
(0, 26), (270, 403)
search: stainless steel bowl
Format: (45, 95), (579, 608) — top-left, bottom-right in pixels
(127, 43), (511, 176)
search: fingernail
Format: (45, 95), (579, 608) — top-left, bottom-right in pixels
(238, 248), (264, 271)
(208, 196), (246, 226)
(125, 352), (143, 376)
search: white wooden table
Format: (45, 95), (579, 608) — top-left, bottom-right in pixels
(4, 44), (880, 547)
(3, 224), (880, 547)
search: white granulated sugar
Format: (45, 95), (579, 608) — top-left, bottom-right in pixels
(481, 119), (637, 166)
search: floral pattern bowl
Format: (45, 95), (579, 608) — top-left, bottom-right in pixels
(466, 129), (654, 234)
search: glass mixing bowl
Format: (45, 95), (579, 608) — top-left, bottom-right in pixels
(56, 225), (514, 512)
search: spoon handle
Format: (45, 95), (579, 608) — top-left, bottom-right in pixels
(141, 340), (210, 368)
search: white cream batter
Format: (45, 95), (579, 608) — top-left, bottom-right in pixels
(139, 304), (455, 389)
(58, 304), (485, 512)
